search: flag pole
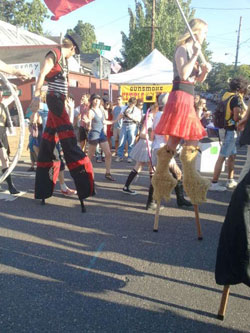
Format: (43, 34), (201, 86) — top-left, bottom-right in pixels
(174, 0), (206, 65)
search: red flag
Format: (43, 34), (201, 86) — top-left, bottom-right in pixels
(44, 0), (95, 20)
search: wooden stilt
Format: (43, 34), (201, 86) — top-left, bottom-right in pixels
(193, 204), (203, 240)
(153, 201), (161, 232)
(217, 285), (230, 320)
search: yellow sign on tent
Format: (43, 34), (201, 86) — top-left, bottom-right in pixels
(121, 84), (172, 103)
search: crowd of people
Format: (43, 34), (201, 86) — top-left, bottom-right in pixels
(0, 27), (249, 206)
(1, 51), (249, 206)
(0, 16), (249, 303)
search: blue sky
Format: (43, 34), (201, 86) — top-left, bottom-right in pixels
(43, 0), (250, 66)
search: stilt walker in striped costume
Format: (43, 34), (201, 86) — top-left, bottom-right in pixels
(29, 34), (94, 212)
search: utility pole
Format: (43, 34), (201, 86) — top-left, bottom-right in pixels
(234, 16), (242, 72)
(151, 0), (156, 51)
(99, 51), (103, 95)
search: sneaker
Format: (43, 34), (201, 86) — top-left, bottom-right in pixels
(115, 156), (123, 162)
(127, 157), (133, 163)
(226, 179), (237, 189)
(122, 187), (137, 195)
(209, 182), (227, 192)
(61, 188), (77, 196)
(146, 202), (165, 211)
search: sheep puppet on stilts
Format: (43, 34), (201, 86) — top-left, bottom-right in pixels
(152, 2), (212, 237)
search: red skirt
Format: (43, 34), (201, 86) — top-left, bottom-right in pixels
(155, 90), (206, 141)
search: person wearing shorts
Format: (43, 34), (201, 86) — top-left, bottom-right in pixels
(87, 94), (116, 181)
(210, 77), (248, 191)
(74, 93), (90, 151)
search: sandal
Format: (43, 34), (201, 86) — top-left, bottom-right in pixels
(105, 173), (116, 181)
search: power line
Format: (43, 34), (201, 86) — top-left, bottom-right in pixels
(210, 37), (236, 42)
(95, 14), (129, 30)
(209, 27), (250, 38)
(238, 52), (250, 61)
(193, 7), (250, 10)
(240, 36), (250, 45)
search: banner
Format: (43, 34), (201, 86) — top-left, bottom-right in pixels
(121, 84), (172, 103)
(44, 0), (94, 20)
(7, 63), (40, 79)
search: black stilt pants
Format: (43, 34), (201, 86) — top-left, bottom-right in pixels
(35, 93), (94, 201)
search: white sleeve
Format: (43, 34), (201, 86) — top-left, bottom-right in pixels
(152, 112), (162, 130)
(134, 107), (142, 122)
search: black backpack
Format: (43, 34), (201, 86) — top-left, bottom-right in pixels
(213, 95), (234, 129)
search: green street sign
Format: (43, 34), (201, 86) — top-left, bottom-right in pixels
(92, 42), (111, 51)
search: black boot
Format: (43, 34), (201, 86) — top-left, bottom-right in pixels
(2, 168), (20, 195)
(146, 184), (155, 210)
(175, 180), (192, 208)
(146, 184), (164, 211)
(123, 169), (138, 193)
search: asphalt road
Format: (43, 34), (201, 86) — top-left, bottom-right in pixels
(0, 145), (249, 333)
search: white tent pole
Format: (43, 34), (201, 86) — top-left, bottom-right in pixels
(109, 83), (112, 101)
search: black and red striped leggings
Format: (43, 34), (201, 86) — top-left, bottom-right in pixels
(35, 93), (94, 200)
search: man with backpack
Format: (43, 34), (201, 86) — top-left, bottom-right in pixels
(210, 77), (248, 191)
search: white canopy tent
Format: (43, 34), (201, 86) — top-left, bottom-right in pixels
(109, 49), (173, 85)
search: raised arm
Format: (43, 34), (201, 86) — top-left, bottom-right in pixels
(175, 44), (211, 82)
(0, 59), (31, 81)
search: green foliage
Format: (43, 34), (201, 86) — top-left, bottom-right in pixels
(67, 21), (97, 53)
(0, 0), (48, 34)
(204, 63), (250, 94)
(236, 64), (250, 81)
(120, 0), (196, 70)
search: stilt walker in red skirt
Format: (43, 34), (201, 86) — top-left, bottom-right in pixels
(152, 19), (212, 233)
(29, 35), (94, 212)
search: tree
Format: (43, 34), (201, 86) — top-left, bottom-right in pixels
(204, 63), (234, 93)
(0, 0), (48, 35)
(203, 63), (250, 94)
(237, 64), (250, 81)
(67, 21), (97, 53)
(120, 0), (197, 70)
